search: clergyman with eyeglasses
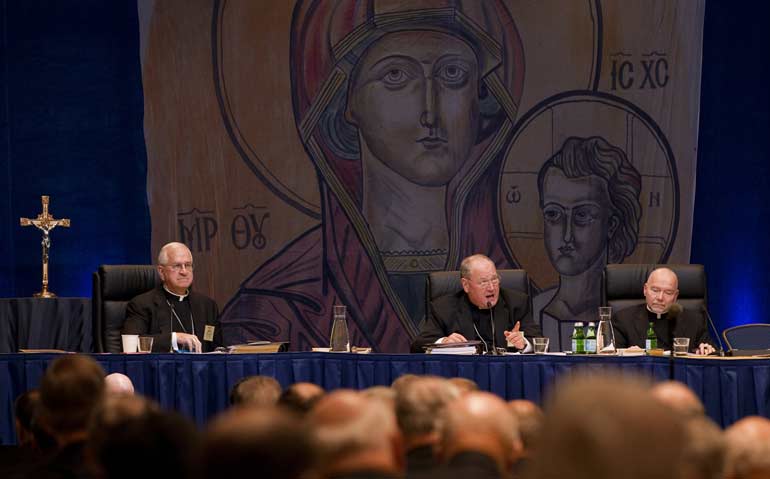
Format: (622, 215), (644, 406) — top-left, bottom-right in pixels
(410, 254), (542, 353)
(612, 267), (715, 355)
(122, 242), (221, 352)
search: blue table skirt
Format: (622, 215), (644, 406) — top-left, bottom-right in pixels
(673, 357), (770, 427)
(1, 352), (766, 444)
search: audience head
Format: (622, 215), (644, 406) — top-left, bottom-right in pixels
(395, 376), (460, 449)
(308, 390), (404, 477)
(88, 394), (199, 479)
(38, 354), (105, 444)
(229, 375), (282, 407)
(644, 267), (679, 314)
(362, 385), (396, 405)
(650, 380), (705, 418)
(724, 416), (770, 479)
(14, 389), (56, 452)
(681, 415), (725, 479)
(528, 373), (686, 479)
(391, 373), (420, 392)
(438, 391), (521, 474)
(199, 405), (315, 479)
(104, 372), (135, 396)
(507, 399), (544, 456)
(448, 376), (479, 394)
(278, 382), (324, 415)
(14, 389), (40, 447)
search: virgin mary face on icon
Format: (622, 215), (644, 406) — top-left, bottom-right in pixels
(345, 30), (482, 187)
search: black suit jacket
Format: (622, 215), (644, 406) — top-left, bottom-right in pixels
(441, 451), (505, 479)
(612, 303), (713, 352)
(410, 288), (541, 353)
(122, 286), (222, 352)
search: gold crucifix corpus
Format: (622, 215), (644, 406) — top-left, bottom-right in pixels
(20, 196), (71, 298)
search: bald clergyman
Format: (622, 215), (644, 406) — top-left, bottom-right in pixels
(612, 267), (715, 355)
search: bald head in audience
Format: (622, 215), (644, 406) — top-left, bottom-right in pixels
(651, 380), (705, 418)
(199, 405), (315, 479)
(396, 376), (460, 450)
(528, 373), (686, 479)
(680, 415), (725, 479)
(447, 377), (479, 394)
(507, 399), (544, 457)
(229, 375), (281, 407)
(104, 373), (135, 396)
(391, 373), (419, 392)
(308, 390), (404, 478)
(362, 385), (397, 405)
(724, 416), (770, 479)
(278, 382), (324, 415)
(439, 391), (522, 476)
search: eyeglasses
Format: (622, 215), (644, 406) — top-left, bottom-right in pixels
(163, 262), (194, 272)
(474, 275), (500, 288)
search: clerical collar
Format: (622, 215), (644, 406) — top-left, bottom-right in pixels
(646, 305), (665, 320)
(163, 285), (189, 302)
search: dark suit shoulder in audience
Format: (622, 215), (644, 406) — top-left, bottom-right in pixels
(405, 444), (439, 479)
(442, 451), (503, 479)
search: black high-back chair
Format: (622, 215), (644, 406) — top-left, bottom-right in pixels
(425, 269), (531, 319)
(603, 263), (708, 313)
(92, 265), (160, 353)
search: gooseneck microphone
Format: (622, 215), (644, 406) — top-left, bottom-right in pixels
(702, 305), (725, 356)
(472, 322), (489, 354)
(487, 301), (501, 355)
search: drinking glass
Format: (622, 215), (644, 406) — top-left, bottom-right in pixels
(596, 320), (616, 354)
(330, 305), (350, 352)
(138, 336), (154, 353)
(533, 337), (549, 354)
(673, 337), (690, 357)
(599, 306), (612, 323)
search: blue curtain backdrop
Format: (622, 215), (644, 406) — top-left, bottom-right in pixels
(0, 1), (767, 340)
(691, 0), (770, 335)
(0, 0), (151, 298)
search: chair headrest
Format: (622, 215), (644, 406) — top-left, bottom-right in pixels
(98, 265), (160, 300)
(604, 264), (706, 300)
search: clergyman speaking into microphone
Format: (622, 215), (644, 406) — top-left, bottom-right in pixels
(410, 254), (542, 353)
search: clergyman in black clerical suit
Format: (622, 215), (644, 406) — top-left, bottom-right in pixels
(411, 254), (542, 353)
(123, 242), (221, 353)
(612, 267), (714, 355)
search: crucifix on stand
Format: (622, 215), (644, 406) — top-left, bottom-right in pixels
(20, 196), (70, 298)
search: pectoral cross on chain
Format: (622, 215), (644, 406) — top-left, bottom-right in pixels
(20, 196), (70, 298)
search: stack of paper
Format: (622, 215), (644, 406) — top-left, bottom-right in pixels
(427, 345), (478, 355)
(425, 340), (482, 355)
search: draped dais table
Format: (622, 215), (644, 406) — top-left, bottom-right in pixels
(1, 352), (767, 444)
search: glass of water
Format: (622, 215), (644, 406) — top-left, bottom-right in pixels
(673, 337), (690, 357)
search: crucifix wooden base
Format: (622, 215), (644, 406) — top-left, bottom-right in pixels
(20, 196), (70, 298)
